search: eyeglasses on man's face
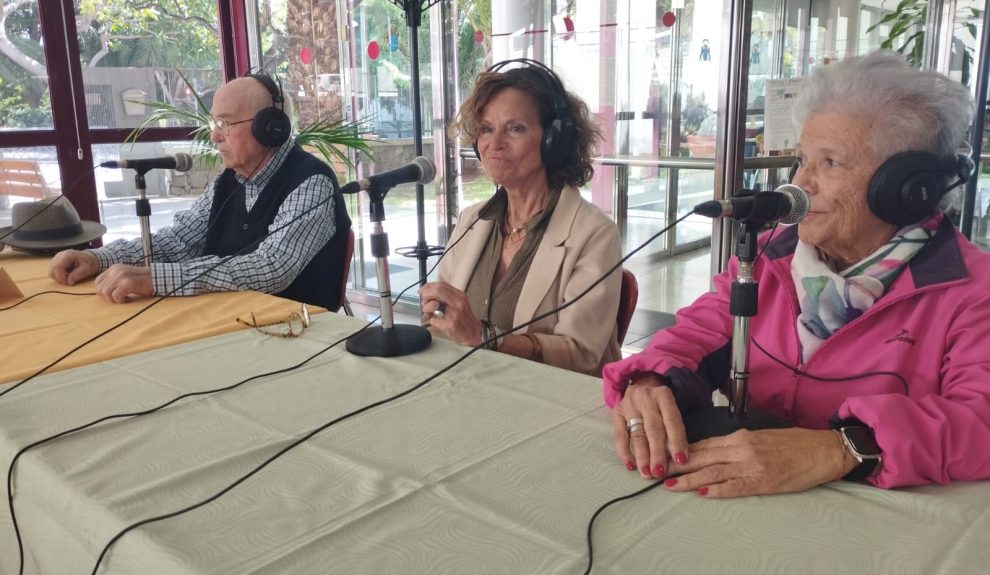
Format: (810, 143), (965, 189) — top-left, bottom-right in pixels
(207, 117), (253, 135)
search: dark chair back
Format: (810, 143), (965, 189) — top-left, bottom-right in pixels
(617, 269), (639, 344)
(338, 228), (355, 314)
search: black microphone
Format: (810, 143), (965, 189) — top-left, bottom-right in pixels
(340, 156), (436, 195)
(694, 184), (809, 225)
(99, 153), (194, 173)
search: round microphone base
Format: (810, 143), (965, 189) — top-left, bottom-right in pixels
(683, 406), (791, 443)
(346, 324), (431, 358)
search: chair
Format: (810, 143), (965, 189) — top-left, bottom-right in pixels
(0, 159), (54, 200)
(616, 268), (639, 345)
(339, 228), (355, 316)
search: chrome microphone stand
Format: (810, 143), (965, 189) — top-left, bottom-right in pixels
(681, 218), (789, 442)
(346, 184), (431, 357)
(132, 170), (153, 266)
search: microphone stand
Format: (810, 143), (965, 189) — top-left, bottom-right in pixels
(346, 184), (432, 357)
(133, 169), (153, 266)
(392, 0), (445, 285)
(681, 218), (790, 443)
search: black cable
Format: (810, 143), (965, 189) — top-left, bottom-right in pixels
(89, 212), (691, 574)
(582, 479), (667, 575)
(752, 337), (909, 395)
(128, 147), (269, 267)
(0, 174), (342, 400)
(581, 229), (914, 574)
(0, 290), (95, 311)
(0, 195), (66, 245)
(10, 213), (477, 575)
(8, 322), (368, 575)
(0, 164), (97, 245)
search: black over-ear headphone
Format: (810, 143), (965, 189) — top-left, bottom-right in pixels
(789, 151), (974, 227)
(473, 58), (577, 169)
(244, 72), (291, 148)
(866, 152), (974, 226)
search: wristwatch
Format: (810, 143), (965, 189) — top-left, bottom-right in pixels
(838, 426), (882, 481)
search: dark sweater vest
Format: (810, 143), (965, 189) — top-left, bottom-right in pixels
(203, 145), (351, 311)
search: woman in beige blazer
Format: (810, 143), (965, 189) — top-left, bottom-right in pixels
(420, 59), (621, 376)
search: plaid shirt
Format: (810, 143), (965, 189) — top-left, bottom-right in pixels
(91, 138), (338, 296)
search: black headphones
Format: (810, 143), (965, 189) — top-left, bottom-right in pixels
(789, 151), (974, 226)
(473, 58), (577, 169)
(244, 72), (291, 148)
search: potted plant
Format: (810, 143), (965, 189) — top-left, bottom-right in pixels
(867, 1), (981, 86)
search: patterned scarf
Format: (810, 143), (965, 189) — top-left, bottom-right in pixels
(791, 213), (941, 362)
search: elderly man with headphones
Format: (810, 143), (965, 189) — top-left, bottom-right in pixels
(50, 73), (351, 311)
(605, 51), (990, 496)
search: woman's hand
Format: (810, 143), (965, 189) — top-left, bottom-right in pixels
(663, 427), (847, 498)
(419, 281), (483, 347)
(612, 375), (689, 480)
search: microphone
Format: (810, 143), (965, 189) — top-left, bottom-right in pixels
(99, 153), (194, 173)
(694, 184), (809, 225)
(340, 156), (436, 195)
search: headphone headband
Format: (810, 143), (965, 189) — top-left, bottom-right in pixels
(244, 71), (284, 107)
(487, 58), (570, 119)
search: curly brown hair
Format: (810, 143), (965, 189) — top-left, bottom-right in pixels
(451, 64), (602, 191)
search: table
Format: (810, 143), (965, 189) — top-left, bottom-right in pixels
(0, 248), (315, 384)
(1, 312), (987, 574)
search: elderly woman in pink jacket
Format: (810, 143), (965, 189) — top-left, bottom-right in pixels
(604, 51), (990, 495)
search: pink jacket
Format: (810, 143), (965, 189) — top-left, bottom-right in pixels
(603, 219), (990, 488)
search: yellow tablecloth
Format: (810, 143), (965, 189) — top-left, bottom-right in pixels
(0, 248), (319, 384)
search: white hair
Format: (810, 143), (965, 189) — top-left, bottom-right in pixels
(791, 51), (973, 161)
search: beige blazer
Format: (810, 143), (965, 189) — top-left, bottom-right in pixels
(438, 186), (622, 376)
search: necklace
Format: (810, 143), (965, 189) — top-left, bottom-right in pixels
(502, 219), (527, 244)
(502, 189), (550, 244)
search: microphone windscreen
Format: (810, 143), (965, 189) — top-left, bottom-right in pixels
(173, 153), (194, 173)
(775, 183), (809, 224)
(412, 156), (437, 185)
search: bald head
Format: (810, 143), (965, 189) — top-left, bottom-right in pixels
(209, 76), (281, 177)
(213, 76), (276, 119)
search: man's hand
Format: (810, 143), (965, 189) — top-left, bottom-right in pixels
(94, 264), (154, 303)
(49, 250), (100, 286)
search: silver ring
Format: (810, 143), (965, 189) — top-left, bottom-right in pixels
(433, 301), (447, 319)
(626, 418), (644, 432)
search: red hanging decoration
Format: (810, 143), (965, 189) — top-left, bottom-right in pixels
(561, 17), (574, 41)
(367, 41), (380, 60)
(662, 11), (676, 27)
(300, 47), (312, 65)
(473, 29), (484, 44)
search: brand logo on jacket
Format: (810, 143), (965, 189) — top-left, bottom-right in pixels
(884, 328), (916, 345)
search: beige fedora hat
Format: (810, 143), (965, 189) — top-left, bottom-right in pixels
(0, 196), (106, 254)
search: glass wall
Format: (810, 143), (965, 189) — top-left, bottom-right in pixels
(74, 0), (222, 238)
(2, 1), (986, 315)
(0, 3), (55, 215)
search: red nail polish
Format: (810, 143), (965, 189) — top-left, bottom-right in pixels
(674, 451), (688, 465)
(640, 465), (650, 476)
(652, 464), (664, 477)
(664, 478), (678, 488)
(625, 460), (635, 471)
(697, 486), (709, 496)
